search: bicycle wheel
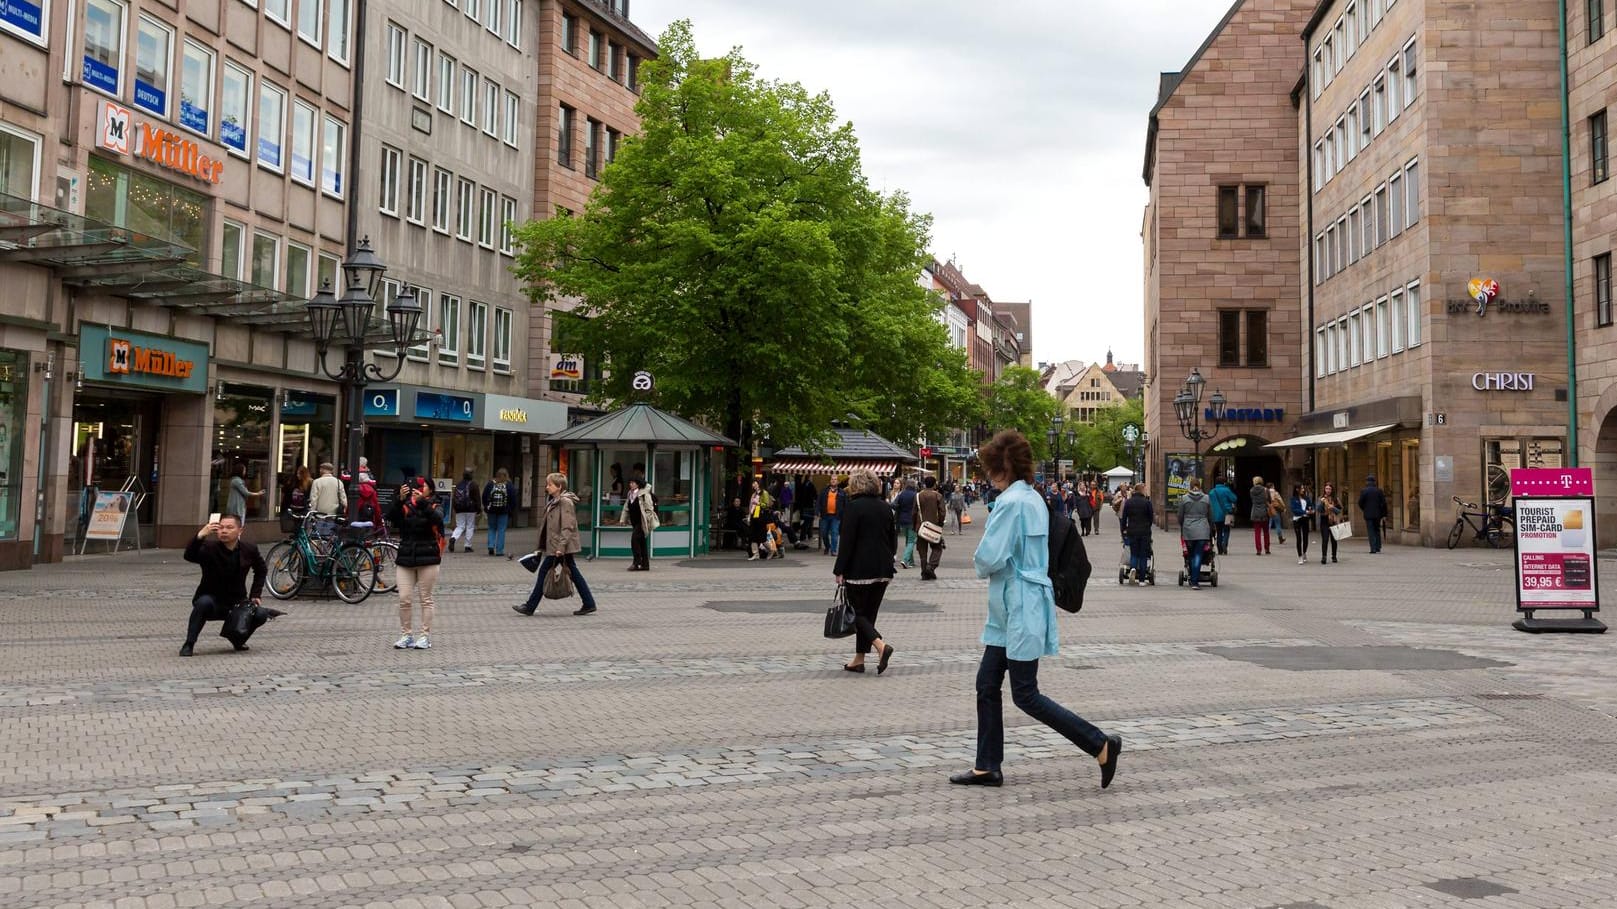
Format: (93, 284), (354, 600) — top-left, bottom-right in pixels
(332, 546), (377, 604)
(369, 540), (399, 594)
(266, 542), (305, 599)
(1446, 519), (1465, 550)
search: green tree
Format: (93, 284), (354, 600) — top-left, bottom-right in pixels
(983, 365), (1062, 462)
(512, 22), (981, 484)
(1074, 398), (1146, 472)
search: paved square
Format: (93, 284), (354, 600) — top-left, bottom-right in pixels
(3, 511), (1616, 908)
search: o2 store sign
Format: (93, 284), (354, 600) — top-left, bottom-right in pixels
(1472, 372), (1535, 392)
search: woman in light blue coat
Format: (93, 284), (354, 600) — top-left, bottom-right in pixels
(949, 430), (1121, 789)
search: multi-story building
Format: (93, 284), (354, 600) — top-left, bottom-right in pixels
(991, 311), (1021, 380)
(1054, 353), (1144, 424)
(995, 300), (1034, 368)
(353, 0), (565, 518)
(1143, 0), (1313, 523)
(1291, 0), (1570, 545)
(1, 1), (363, 566)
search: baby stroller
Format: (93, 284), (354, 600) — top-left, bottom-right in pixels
(1117, 536), (1155, 585)
(1176, 538), (1218, 588)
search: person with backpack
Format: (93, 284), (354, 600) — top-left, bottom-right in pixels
(482, 467), (514, 559)
(449, 469), (481, 554)
(950, 429), (1118, 790)
(349, 481), (383, 527)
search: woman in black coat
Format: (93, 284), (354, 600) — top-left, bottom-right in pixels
(832, 470), (898, 674)
(388, 477), (445, 650)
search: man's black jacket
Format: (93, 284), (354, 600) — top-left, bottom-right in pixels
(185, 536), (267, 605)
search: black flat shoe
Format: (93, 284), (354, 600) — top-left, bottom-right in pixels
(573, 607), (597, 616)
(233, 643), (250, 652)
(179, 644), (194, 657)
(1099, 734), (1122, 789)
(877, 644), (895, 675)
(842, 663), (865, 673)
(949, 769), (1002, 787)
(512, 605), (535, 616)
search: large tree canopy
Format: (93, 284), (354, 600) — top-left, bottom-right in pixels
(983, 365), (1063, 463)
(513, 22), (981, 470)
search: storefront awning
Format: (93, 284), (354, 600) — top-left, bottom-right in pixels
(768, 458), (900, 476)
(1265, 424), (1399, 449)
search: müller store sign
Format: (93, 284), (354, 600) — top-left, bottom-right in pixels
(96, 101), (225, 185)
(78, 324), (210, 394)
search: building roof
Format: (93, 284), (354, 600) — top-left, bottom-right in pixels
(544, 403), (734, 446)
(772, 428), (919, 464)
(574, 0), (659, 56)
(1143, 0), (1249, 185)
(1110, 368), (1146, 400)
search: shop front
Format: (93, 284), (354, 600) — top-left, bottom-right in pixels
(0, 351), (32, 567)
(475, 393), (568, 529)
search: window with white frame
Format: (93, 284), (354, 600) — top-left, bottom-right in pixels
(1312, 48), (1324, 99)
(220, 220), (245, 279)
(1361, 304), (1375, 363)
(1347, 104), (1360, 159)
(379, 145), (400, 215)
(437, 52), (455, 113)
(406, 157), (427, 224)
(251, 231), (280, 289)
(461, 66), (478, 127)
(1388, 171), (1403, 238)
(1333, 119), (1346, 172)
(133, 16), (172, 117)
(257, 81), (286, 171)
(504, 91), (520, 146)
(290, 100), (315, 185)
(318, 252), (339, 295)
(385, 23), (406, 88)
(0, 124), (42, 201)
(1338, 317), (1350, 370)
(1402, 39), (1418, 105)
(1359, 87), (1372, 146)
(1322, 133), (1332, 183)
(1332, 22), (1344, 73)
(439, 294), (461, 362)
(485, 0), (501, 34)
(478, 187), (496, 247)
(375, 281), (399, 357)
(500, 195), (516, 254)
(406, 288), (433, 360)
(1348, 208), (1360, 264)
(220, 61), (252, 156)
(432, 167), (452, 232)
(83, 0), (125, 97)
(1313, 141), (1325, 192)
(1356, 0), (1369, 37)
(493, 307), (512, 369)
(1315, 327), (1328, 377)
(1406, 282), (1422, 346)
(1337, 216), (1349, 270)
(264, 0), (290, 26)
(1348, 311), (1361, 366)
(1375, 297), (1389, 358)
(1405, 159), (1421, 226)
(456, 177), (474, 239)
(1390, 289), (1404, 352)
(1360, 196), (1374, 253)
(1372, 76), (1386, 134)
(483, 78), (499, 137)
(1371, 0), (1383, 28)
(1386, 58), (1401, 121)
(412, 37), (432, 101)
(466, 301), (487, 364)
(1322, 36), (1334, 86)
(465, 0), (480, 19)
(179, 41), (214, 137)
(507, 0), (522, 47)
(328, 0), (351, 64)
(1374, 183), (1388, 246)
(284, 242), (311, 298)
(1325, 224), (1336, 277)
(1314, 234), (1325, 283)
(0, 0), (48, 43)
(297, 0), (322, 46)
(320, 115), (344, 197)
(1344, 4), (1357, 55)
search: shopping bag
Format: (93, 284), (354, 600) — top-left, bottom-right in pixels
(543, 561), (575, 599)
(961, 513), (973, 525)
(219, 602), (283, 648)
(1329, 521), (1353, 541)
(823, 584), (857, 639)
(518, 551), (541, 573)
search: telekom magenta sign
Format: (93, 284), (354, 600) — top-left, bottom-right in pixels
(1512, 468), (1593, 497)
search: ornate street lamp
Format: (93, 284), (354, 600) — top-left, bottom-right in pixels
(1173, 367), (1225, 491)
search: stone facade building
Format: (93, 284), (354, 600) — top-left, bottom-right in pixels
(1143, 0), (1313, 526)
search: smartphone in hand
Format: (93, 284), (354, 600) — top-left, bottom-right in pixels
(208, 512), (221, 525)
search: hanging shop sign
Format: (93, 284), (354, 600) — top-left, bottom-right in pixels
(96, 100), (224, 185)
(479, 394), (568, 433)
(1472, 372), (1536, 392)
(415, 392), (475, 423)
(1512, 467), (1594, 497)
(78, 324), (208, 393)
(363, 388), (400, 417)
(1445, 277), (1550, 316)
(550, 353), (584, 381)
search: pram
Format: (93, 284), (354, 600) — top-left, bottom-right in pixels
(1117, 535), (1155, 585)
(1176, 539), (1218, 587)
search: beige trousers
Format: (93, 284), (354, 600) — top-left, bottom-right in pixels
(396, 564), (439, 635)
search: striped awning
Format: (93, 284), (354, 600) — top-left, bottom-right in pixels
(767, 458), (899, 476)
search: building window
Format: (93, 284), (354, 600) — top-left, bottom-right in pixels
(1217, 185), (1239, 238)
(606, 127), (620, 163)
(1386, 58), (1401, 122)
(1244, 185), (1266, 237)
(1311, 48), (1323, 99)
(1360, 196), (1374, 254)
(1347, 104), (1361, 159)
(320, 115), (345, 197)
(257, 81), (286, 171)
(83, 0), (127, 98)
(607, 42), (622, 81)
(1593, 0), (1606, 42)
(484, 0), (501, 35)
(220, 220), (244, 279)
(467, 301), (487, 364)
(1337, 216), (1348, 271)
(1593, 111), (1609, 184)
(1347, 208), (1360, 264)
(1375, 297), (1389, 358)
(412, 37), (432, 101)
(478, 187), (496, 248)
(439, 294), (461, 362)
(464, 0), (480, 22)
(405, 288), (432, 360)
(1402, 39), (1418, 105)
(500, 195), (516, 254)
(432, 167), (452, 233)
(290, 100), (315, 185)
(1325, 224), (1337, 277)
(405, 157), (427, 224)
(504, 90), (520, 146)
(585, 118), (601, 178)
(561, 13), (577, 54)
(1597, 253), (1613, 327)
(1388, 171), (1403, 238)
(559, 104), (575, 168)
(1312, 142), (1325, 192)
(460, 66), (478, 127)
(1374, 183), (1388, 246)
(1405, 159), (1421, 226)
(456, 177), (474, 240)
(328, 0), (351, 63)
(507, 0), (522, 47)
(1406, 282), (1422, 347)
(1372, 75), (1386, 134)
(179, 41), (214, 137)
(264, 0), (290, 26)
(482, 79), (499, 138)
(378, 145), (400, 216)
(1245, 310), (1268, 367)
(628, 55), (639, 91)
(284, 242), (311, 298)
(1348, 310), (1362, 366)
(318, 253), (339, 295)
(221, 61), (252, 156)
(437, 52), (455, 113)
(588, 30), (601, 69)
(297, 0), (322, 46)
(1218, 310), (1241, 366)
(1359, 87), (1373, 146)
(1390, 289), (1404, 352)
(493, 307), (512, 369)
(385, 23), (406, 88)
(1314, 234), (1325, 284)
(133, 16), (172, 117)
(251, 231), (280, 289)
(1316, 327), (1328, 377)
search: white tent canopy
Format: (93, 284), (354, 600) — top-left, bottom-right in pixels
(1103, 466), (1137, 477)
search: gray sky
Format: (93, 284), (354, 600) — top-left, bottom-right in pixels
(629, 0), (1241, 369)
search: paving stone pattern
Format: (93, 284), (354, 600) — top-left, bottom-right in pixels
(3, 508), (1617, 908)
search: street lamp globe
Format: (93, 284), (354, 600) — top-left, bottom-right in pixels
(342, 236), (388, 301)
(305, 279), (340, 353)
(336, 274), (376, 346)
(1185, 367), (1206, 406)
(1209, 388), (1228, 422)
(387, 285), (423, 354)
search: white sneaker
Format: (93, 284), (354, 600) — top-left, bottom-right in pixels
(411, 634), (431, 650)
(1298, 558), (1306, 564)
(746, 554), (758, 561)
(1127, 569), (1137, 585)
(393, 634), (414, 649)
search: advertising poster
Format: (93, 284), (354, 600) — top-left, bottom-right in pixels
(84, 491), (134, 541)
(1514, 496), (1600, 611)
(1163, 453), (1202, 514)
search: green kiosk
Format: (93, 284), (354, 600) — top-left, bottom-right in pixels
(547, 403), (735, 560)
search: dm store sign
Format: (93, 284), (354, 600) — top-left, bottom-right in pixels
(1513, 497), (1600, 612)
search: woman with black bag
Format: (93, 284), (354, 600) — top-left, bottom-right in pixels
(832, 470), (898, 674)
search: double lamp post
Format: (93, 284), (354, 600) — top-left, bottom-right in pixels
(304, 238), (424, 492)
(1171, 367), (1226, 486)
(1047, 416), (1075, 484)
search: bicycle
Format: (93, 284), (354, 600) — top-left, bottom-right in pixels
(265, 511), (378, 603)
(357, 522), (398, 594)
(1446, 496), (1514, 549)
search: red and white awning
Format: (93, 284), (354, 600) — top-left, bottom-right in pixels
(766, 458), (900, 476)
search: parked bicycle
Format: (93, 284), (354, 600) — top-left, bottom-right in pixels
(265, 510), (378, 603)
(1446, 496), (1514, 549)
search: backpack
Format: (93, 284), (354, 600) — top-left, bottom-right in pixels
(1047, 509), (1092, 614)
(826, 488), (838, 515)
(353, 500), (379, 524)
(488, 482), (508, 512)
(453, 481), (476, 512)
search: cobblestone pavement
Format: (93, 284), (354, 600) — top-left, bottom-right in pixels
(3, 509), (1617, 908)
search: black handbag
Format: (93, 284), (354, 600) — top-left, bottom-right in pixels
(823, 584), (857, 639)
(219, 602), (284, 648)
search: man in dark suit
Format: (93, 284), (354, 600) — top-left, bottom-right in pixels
(1357, 475), (1390, 554)
(181, 514), (268, 657)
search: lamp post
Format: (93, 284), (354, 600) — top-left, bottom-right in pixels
(1171, 367), (1226, 489)
(1122, 423), (1145, 484)
(1046, 416), (1076, 484)
(306, 237), (423, 493)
